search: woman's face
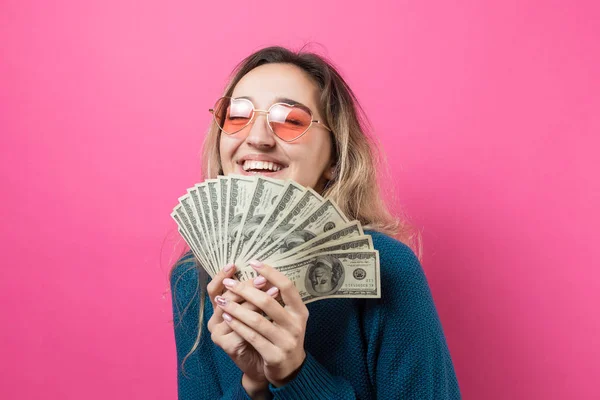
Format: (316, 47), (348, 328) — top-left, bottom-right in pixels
(219, 63), (334, 191)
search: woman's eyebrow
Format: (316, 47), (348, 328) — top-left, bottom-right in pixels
(235, 95), (308, 108)
(274, 97), (303, 107)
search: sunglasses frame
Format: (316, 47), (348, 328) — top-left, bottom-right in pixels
(209, 96), (331, 142)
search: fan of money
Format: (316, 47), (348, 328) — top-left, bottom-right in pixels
(171, 175), (381, 304)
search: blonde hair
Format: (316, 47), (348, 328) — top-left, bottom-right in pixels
(171, 46), (419, 375)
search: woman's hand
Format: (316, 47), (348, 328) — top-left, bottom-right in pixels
(217, 260), (309, 387)
(207, 264), (278, 397)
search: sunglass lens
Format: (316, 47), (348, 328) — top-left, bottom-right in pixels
(269, 104), (312, 141)
(214, 98), (253, 134)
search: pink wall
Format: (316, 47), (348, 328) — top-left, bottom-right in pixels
(1, 1), (598, 399)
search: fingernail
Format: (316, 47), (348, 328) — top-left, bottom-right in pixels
(222, 312), (232, 322)
(254, 276), (267, 286)
(223, 278), (237, 288)
(249, 260), (263, 269)
(224, 263), (235, 272)
(266, 287), (279, 297)
(215, 296), (227, 307)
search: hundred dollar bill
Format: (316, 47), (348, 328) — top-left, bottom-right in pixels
(252, 199), (349, 267)
(196, 184), (220, 271)
(268, 234), (373, 265)
(188, 187), (218, 274)
(178, 195), (217, 269)
(170, 207), (213, 277)
(225, 175), (257, 265)
(206, 179), (222, 267)
(171, 207), (199, 254)
(184, 189), (214, 270)
(218, 176), (229, 269)
(171, 205), (211, 272)
(274, 250), (381, 304)
(242, 188), (323, 265)
(231, 176), (286, 266)
(176, 227), (214, 277)
(237, 180), (307, 263)
(266, 220), (365, 263)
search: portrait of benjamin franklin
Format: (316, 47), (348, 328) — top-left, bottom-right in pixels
(228, 213), (244, 241)
(270, 224), (294, 243)
(240, 214), (265, 242)
(305, 255), (344, 297)
(283, 229), (316, 252)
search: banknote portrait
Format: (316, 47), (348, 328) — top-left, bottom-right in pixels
(228, 213), (244, 241)
(240, 214), (265, 242)
(271, 224), (294, 242)
(283, 230), (316, 252)
(305, 255), (345, 296)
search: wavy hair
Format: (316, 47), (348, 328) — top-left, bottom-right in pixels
(171, 46), (419, 376)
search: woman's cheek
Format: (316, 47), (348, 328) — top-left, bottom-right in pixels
(219, 138), (238, 174)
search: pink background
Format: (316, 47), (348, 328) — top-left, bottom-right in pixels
(1, 1), (599, 399)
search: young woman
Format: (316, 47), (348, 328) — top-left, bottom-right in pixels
(170, 46), (461, 399)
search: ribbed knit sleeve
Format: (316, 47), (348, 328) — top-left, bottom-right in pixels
(170, 255), (252, 400)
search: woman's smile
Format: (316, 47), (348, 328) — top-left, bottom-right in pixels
(235, 153), (288, 177)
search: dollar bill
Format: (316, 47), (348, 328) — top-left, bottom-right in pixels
(196, 184), (221, 271)
(178, 195), (215, 268)
(171, 205), (211, 271)
(254, 198), (349, 262)
(268, 234), (373, 265)
(188, 188), (218, 274)
(242, 188), (323, 265)
(230, 176), (286, 266)
(266, 220), (364, 263)
(237, 180), (307, 263)
(176, 227), (213, 277)
(274, 250), (381, 304)
(225, 175), (257, 265)
(206, 179), (222, 267)
(185, 190), (212, 266)
(218, 176), (229, 270)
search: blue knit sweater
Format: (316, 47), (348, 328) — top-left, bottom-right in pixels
(170, 231), (461, 399)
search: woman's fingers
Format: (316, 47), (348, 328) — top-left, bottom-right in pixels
(206, 263), (274, 302)
(252, 274), (269, 290)
(220, 288), (245, 305)
(249, 260), (306, 315)
(210, 324), (245, 353)
(207, 263), (239, 334)
(214, 262), (309, 387)
(209, 278), (279, 331)
(207, 262), (280, 332)
(252, 274), (279, 298)
(208, 316), (230, 336)
(216, 300), (280, 353)
(206, 263), (237, 304)
(222, 277), (290, 328)
(222, 276), (278, 306)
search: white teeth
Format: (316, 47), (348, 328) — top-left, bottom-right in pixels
(242, 160), (283, 172)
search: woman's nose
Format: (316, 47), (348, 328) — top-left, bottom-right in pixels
(245, 113), (276, 148)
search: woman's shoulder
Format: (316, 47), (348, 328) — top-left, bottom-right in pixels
(365, 230), (432, 303)
(366, 230), (421, 272)
(366, 231), (440, 326)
